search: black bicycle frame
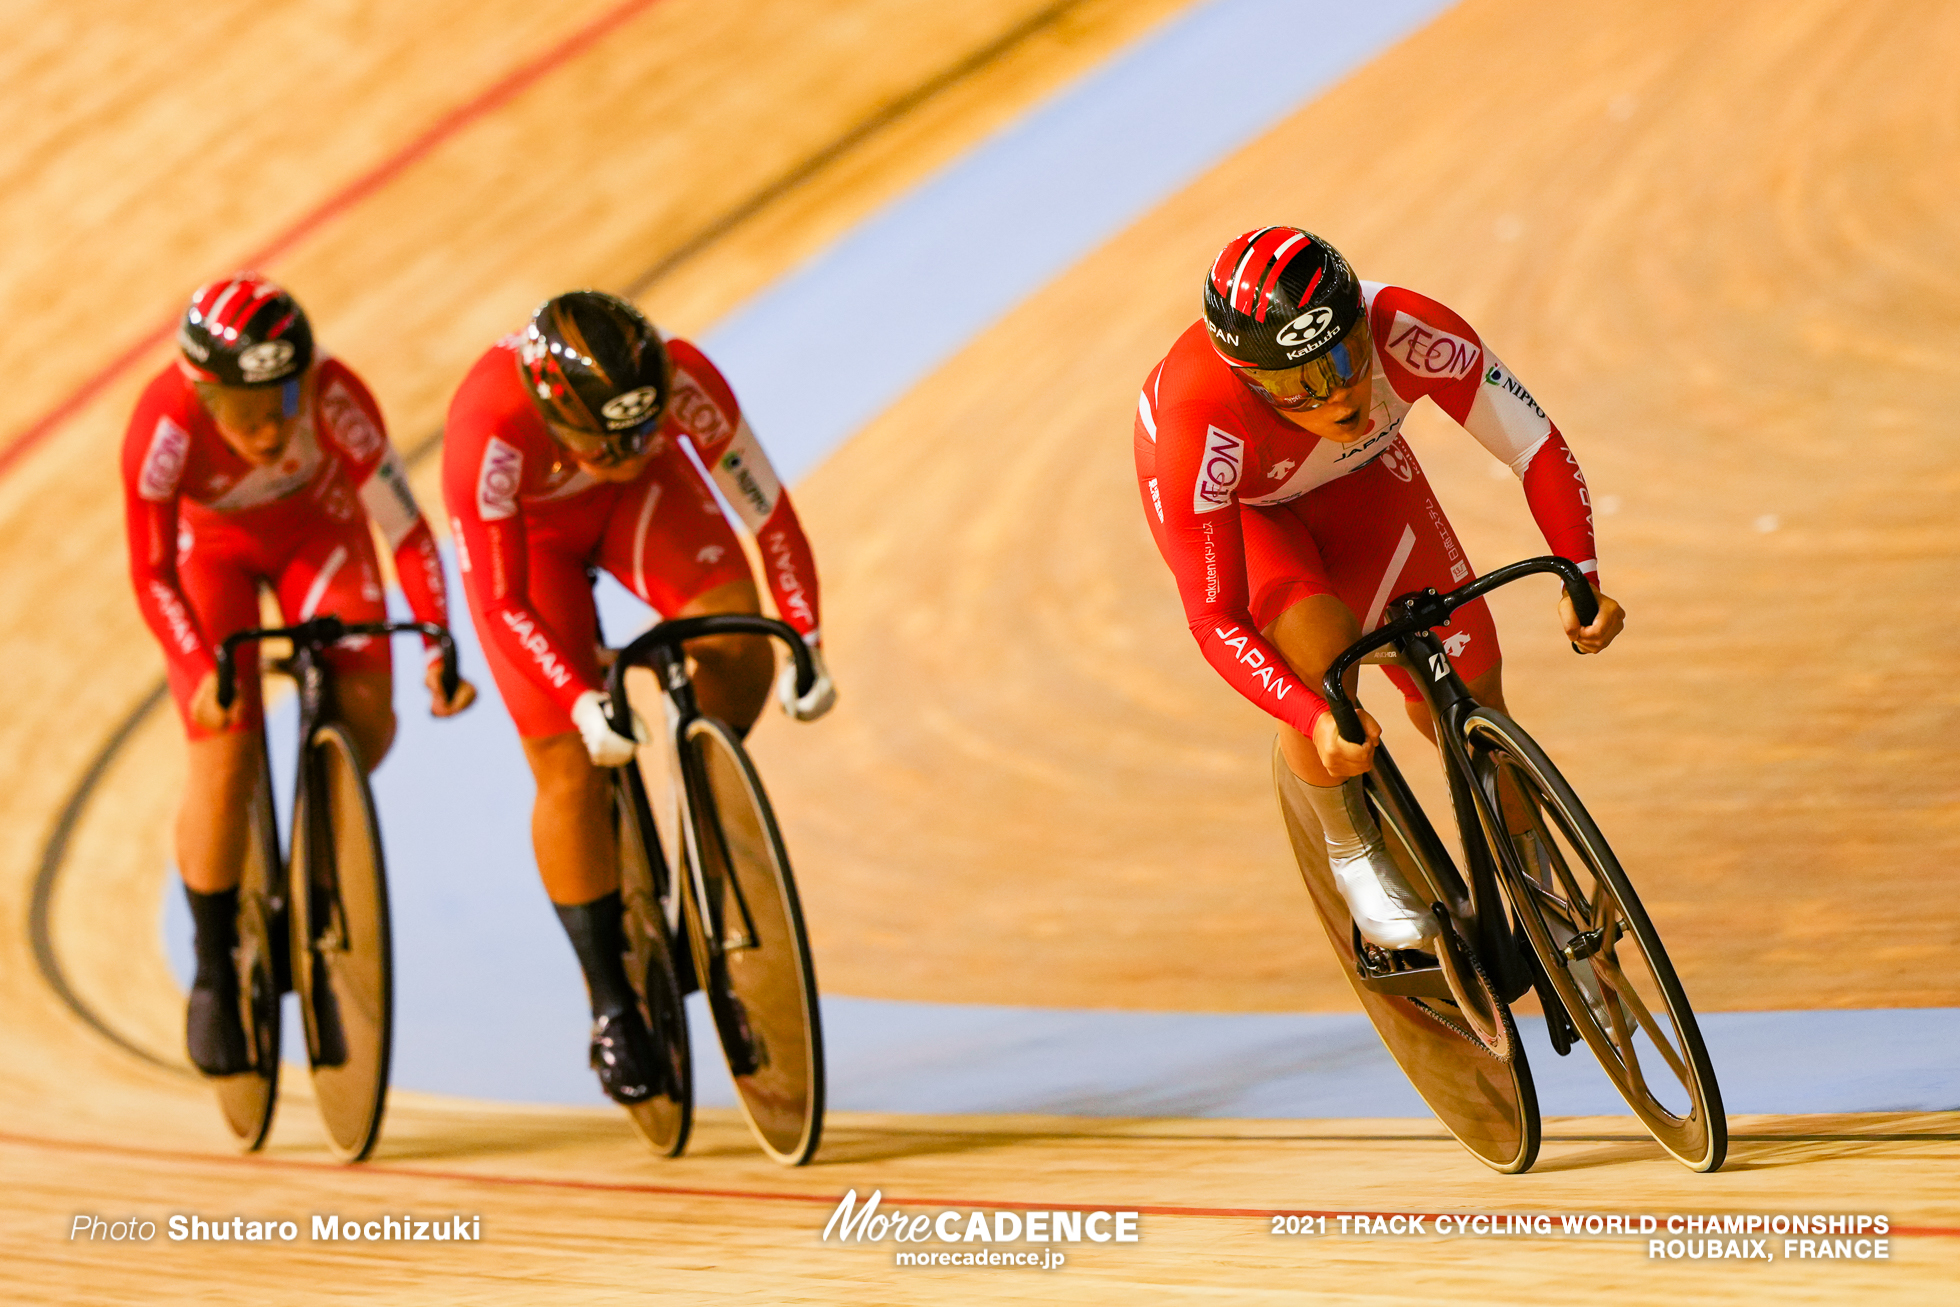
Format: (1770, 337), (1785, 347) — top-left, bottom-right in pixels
(603, 612), (815, 1065)
(1319, 557), (1598, 1002)
(215, 615), (459, 957)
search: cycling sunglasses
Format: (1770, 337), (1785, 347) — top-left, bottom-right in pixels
(1235, 314), (1374, 411)
(548, 417), (659, 468)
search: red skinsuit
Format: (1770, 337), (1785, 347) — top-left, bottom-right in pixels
(442, 335), (821, 738)
(123, 358), (449, 736)
(1133, 283), (1597, 737)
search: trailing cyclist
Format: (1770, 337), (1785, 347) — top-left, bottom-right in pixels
(122, 273), (475, 1077)
(441, 290), (834, 1105)
(1132, 227), (1624, 950)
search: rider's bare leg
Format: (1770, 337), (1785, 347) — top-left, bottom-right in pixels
(522, 732), (619, 905)
(1263, 593), (1428, 948)
(176, 731), (259, 894)
(1263, 592), (1364, 784)
(673, 578), (774, 734)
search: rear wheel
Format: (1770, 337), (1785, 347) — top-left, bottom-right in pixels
(678, 718), (824, 1166)
(1464, 709), (1726, 1173)
(290, 723), (393, 1162)
(613, 765), (694, 1157)
(215, 737), (284, 1151)
(1273, 744), (1540, 1174)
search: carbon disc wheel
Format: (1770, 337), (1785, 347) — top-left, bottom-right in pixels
(290, 722), (393, 1162)
(678, 718), (824, 1166)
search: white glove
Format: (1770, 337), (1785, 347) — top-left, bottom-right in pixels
(572, 689), (648, 767)
(776, 645), (837, 722)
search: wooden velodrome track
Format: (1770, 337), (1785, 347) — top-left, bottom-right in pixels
(3, 0), (1956, 1300)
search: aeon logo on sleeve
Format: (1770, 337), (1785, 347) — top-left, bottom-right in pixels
(1385, 311), (1478, 381)
(319, 380), (383, 461)
(1276, 305), (1339, 357)
(475, 437), (523, 521)
(1192, 426), (1244, 513)
(138, 416), (190, 501)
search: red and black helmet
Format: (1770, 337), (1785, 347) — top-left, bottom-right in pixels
(1202, 227), (1363, 370)
(176, 274), (314, 387)
(518, 291), (670, 457)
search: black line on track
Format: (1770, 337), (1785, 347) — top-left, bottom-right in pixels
(27, 682), (189, 1075)
(616, 0), (1089, 301)
(399, 0), (1092, 468)
(31, 1), (1094, 1073)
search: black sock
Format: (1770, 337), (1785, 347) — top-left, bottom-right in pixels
(553, 891), (637, 1019)
(184, 885), (239, 991)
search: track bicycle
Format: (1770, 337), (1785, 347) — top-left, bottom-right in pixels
(597, 612), (826, 1166)
(211, 615), (460, 1162)
(1273, 556), (1725, 1173)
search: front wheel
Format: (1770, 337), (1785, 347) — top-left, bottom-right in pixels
(677, 718), (824, 1166)
(290, 722), (393, 1162)
(1464, 709), (1727, 1173)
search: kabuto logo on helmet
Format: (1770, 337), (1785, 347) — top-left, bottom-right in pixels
(1275, 306), (1338, 353)
(238, 339), (297, 383)
(600, 386), (659, 429)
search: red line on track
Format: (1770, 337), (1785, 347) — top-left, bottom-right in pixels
(4, 1130), (1957, 1237)
(0, 0), (667, 481)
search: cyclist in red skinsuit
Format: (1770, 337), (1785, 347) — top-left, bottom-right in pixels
(123, 273), (474, 1075)
(1135, 228), (1624, 949)
(442, 290), (832, 1105)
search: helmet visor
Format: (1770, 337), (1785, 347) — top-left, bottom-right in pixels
(1236, 314), (1373, 410)
(546, 417), (657, 468)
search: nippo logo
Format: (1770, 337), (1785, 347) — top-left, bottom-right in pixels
(475, 437), (523, 521)
(1275, 305), (1338, 352)
(1192, 425), (1244, 513)
(600, 386), (659, 429)
(237, 339), (297, 383)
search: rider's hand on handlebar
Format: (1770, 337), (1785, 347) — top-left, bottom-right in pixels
(1560, 583), (1625, 655)
(776, 644), (837, 722)
(424, 659), (478, 717)
(572, 688), (649, 767)
(189, 669), (246, 733)
(1311, 705), (1381, 780)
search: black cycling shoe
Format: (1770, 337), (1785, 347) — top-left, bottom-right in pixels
(590, 1007), (663, 1105)
(186, 981), (252, 1077)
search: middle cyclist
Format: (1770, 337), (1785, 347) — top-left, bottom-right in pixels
(443, 291), (834, 1105)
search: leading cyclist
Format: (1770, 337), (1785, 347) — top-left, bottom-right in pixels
(1133, 227), (1624, 950)
(443, 290), (833, 1105)
(122, 274), (475, 1077)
